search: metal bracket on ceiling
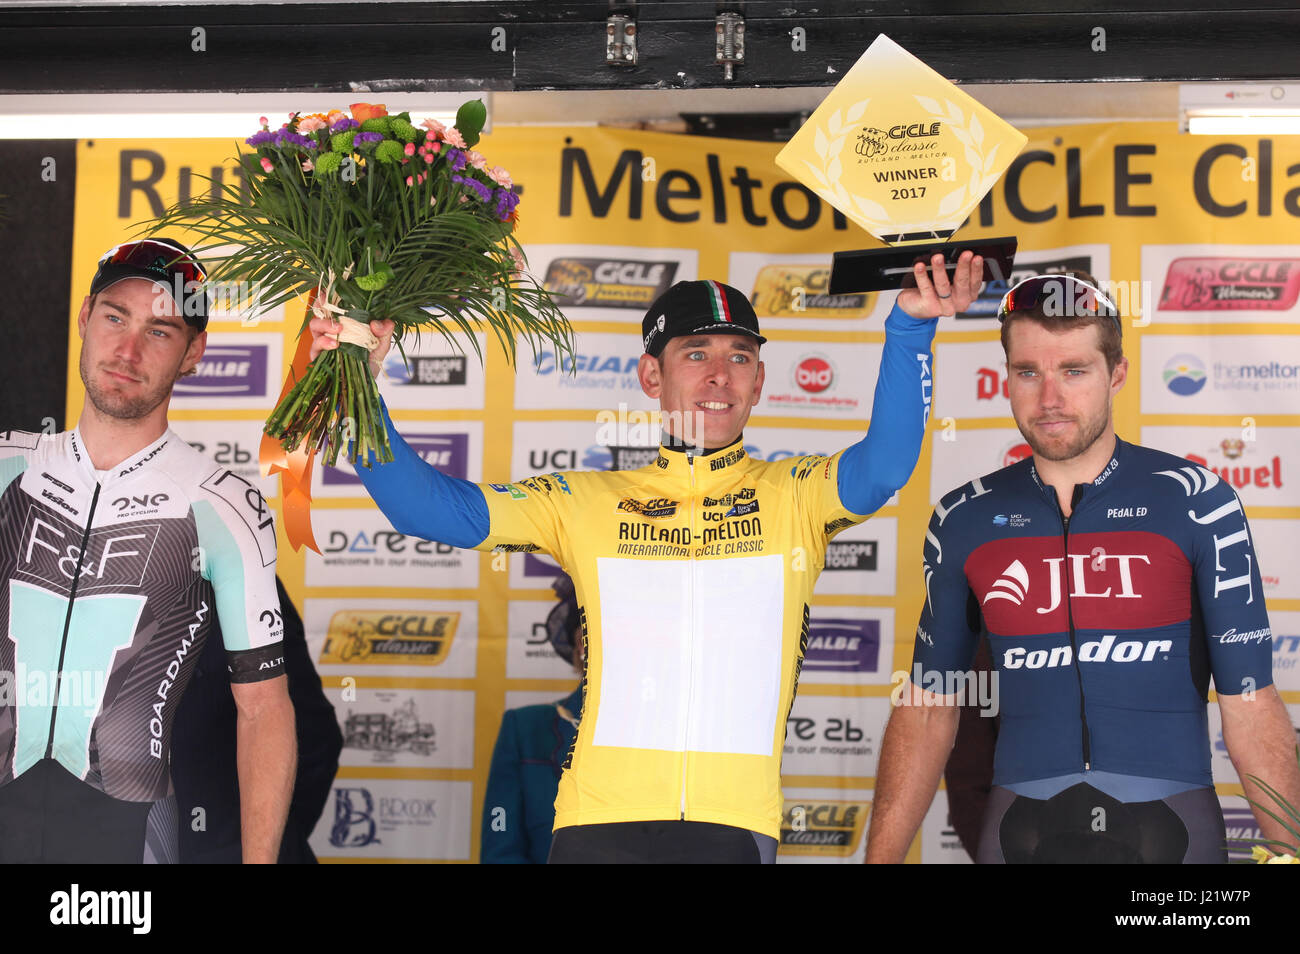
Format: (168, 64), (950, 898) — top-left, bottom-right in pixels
(715, 12), (745, 83)
(606, 14), (638, 67)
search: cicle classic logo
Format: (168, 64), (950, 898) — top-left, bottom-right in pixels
(320, 611), (460, 666)
(750, 265), (874, 318)
(779, 799), (870, 856)
(615, 497), (679, 519)
(855, 121), (942, 161)
(1160, 257), (1300, 311)
(794, 355), (835, 394)
(1163, 353), (1208, 396)
(543, 257), (678, 309)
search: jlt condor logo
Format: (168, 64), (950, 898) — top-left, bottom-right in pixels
(984, 552), (1151, 616)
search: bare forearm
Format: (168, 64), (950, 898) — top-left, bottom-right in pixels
(865, 698), (961, 863)
(237, 700), (297, 864)
(1223, 688), (1300, 850)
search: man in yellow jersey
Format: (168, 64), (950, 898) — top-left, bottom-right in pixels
(311, 252), (983, 863)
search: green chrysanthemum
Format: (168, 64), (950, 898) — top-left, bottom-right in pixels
(313, 150), (343, 175)
(360, 117), (391, 135)
(390, 118), (418, 143)
(374, 140), (405, 164)
(331, 131), (357, 153)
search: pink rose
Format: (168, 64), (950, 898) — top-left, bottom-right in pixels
(260, 157), (274, 173)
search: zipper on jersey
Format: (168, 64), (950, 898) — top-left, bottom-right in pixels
(681, 452), (697, 819)
(45, 481), (101, 759)
(1059, 485), (1093, 771)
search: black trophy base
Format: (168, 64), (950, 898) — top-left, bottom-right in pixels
(828, 236), (1018, 294)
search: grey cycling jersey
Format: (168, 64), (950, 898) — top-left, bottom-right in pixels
(0, 426), (284, 802)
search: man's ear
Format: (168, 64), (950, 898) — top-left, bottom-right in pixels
(76, 295), (92, 338)
(1111, 355), (1128, 396)
(180, 329), (207, 377)
(751, 358), (765, 406)
(638, 352), (662, 398)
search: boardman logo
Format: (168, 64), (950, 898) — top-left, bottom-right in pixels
(983, 560), (1029, 606)
(173, 345), (268, 397)
(1162, 353), (1208, 395)
(320, 611), (460, 666)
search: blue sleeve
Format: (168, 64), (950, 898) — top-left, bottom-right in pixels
(836, 302), (937, 515)
(912, 495), (981, 677)
(353, 400), (490, 549)
(1190, 481), (1274, 695)
(480, 710), (532, 864)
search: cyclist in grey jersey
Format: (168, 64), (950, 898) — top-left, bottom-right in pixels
(0, 238), (296, 863)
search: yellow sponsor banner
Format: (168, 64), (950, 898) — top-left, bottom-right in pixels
(779, 797), (871, 857)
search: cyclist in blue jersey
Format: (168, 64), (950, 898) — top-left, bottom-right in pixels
(0, 238), (296, 863)
(866, 271), (1300, 863)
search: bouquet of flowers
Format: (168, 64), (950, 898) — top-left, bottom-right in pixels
(145, 100), (572, 466)
(1245, 746), (1300, 863)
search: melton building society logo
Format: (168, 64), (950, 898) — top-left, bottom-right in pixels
(173, 345), (269, 397)
(1160, 257), (1300, 311)
(1162, 354), (1208, 395)
(543, 257), (678, 309)
(803, 619), (881, 674)
(319, 610), (460, 666)
(324, 433), (469, 485)
(383, 354), (468, 386)
(780, 799), (871, 857)
(750, 265), (875, 318)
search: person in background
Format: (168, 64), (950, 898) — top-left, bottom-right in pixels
(171, 577), (342, 863)
(481, 573), (584, 864)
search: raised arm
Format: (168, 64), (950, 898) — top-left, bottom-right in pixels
(837, 251), (983, 516)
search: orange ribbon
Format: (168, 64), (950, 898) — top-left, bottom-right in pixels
(261, 299), (321, 553)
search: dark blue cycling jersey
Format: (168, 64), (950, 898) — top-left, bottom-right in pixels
(914, 437), (1273, 789)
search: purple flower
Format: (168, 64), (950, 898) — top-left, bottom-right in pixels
(354, 131), (384, 144)
(330, 117), (360, 133)
(494, 187), (520, 221)
(451, 174), (492, 203)
(445, 147), (468, 172)
(245, 129), (277, 146)
(274, 130), (317, 150)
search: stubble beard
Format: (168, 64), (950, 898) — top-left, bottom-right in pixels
(80, 351), (176, 422)
(1017, 399), (1111, 463)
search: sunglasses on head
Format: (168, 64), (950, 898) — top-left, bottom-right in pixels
(97, 239), (207, 288)
(997, 274), (1120, 333)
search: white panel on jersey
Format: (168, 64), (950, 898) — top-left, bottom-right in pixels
(593, 554), (783, 756)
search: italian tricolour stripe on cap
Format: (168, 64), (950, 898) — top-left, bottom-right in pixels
(707, 280), (732, 323)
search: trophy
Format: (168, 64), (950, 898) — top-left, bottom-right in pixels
(776, 34), (1028, 293)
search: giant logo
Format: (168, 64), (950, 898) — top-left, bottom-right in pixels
(532, 352), (640, 376)
(173, 345), (269, 397)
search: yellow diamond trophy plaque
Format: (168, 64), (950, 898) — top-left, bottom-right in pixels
(776, 34), (1028, 292)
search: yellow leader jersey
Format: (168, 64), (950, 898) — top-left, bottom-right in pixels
(476, 439), (871, 839)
